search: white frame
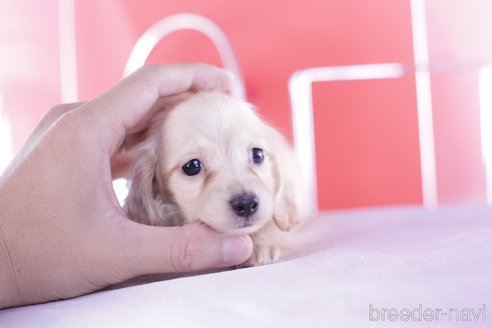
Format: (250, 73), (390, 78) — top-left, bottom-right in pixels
(123, 13), (246, 99)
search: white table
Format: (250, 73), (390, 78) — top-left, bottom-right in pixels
(1, 206), (491, 327)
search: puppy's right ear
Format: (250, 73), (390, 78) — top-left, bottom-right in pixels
(268, 127), (304, 232)
(124, 148), (159, 225)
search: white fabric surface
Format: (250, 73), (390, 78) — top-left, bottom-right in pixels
(1, 205), (491, 327)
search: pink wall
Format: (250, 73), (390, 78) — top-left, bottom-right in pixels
(0, 0), (61, 151)
(1, 0), (491, 210)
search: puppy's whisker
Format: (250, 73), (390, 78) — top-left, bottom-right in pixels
(123, 91), (304, 266)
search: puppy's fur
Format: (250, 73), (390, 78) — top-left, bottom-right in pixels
(124, 92), (304, 265)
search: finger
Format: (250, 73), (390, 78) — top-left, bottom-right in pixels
(109, 92), (196, 178)
(117, 93), (194, 151)
(124, 91), (195, 136)
(76, 64), (233, 154)
(112, 222), (253, 275)
(110, 150), (139, 179)
(33, 102), (84, 138)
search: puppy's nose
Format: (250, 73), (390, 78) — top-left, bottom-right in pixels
(230, 193), (259, 217)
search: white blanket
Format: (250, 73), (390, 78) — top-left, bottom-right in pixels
(1, 206), (491, 327)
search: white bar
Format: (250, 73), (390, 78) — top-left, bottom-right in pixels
(0, 94), (13, 174)
(289, 73), (318, 217)
(479, 65), (492, 205)
(124, 13), (245, 99)
(298, 63), (405, 82)
(58, 0), (79, 102)
(410, 0), (438, 208)
(289, 63), (405, 216)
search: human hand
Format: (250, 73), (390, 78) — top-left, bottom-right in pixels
(0, 64), (253, 309)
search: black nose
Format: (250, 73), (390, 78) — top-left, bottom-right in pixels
(229, 193), (259, 217)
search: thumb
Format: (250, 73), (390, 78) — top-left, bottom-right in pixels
(114, 222), (253, 276)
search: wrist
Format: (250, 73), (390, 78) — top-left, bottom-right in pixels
(0, 251), (21, 309)
(0, 233), (22, 309)
(0, 185), (23, 309)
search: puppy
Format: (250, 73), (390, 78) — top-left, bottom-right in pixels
(124, 91), (304, 265)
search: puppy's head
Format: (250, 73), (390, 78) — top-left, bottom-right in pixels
(125, 92), (302, 235)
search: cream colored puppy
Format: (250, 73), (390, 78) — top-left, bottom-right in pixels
(124, 92), (304, 265)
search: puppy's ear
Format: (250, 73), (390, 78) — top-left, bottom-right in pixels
(268, 127), (304, 232)
(124, 146), (160, 225)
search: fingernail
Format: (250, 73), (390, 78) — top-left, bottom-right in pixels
(222, 235), (253, 266)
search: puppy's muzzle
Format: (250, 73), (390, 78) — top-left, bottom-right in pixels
(229, 193), (259, 218)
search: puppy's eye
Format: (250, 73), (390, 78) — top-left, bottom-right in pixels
(182, 159), (202, 176)
(252, 148), (264, 164)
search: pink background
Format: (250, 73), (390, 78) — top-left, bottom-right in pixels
(1, 0), (491, 210)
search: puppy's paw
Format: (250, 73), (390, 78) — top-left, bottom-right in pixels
(243, 244), (281, 266)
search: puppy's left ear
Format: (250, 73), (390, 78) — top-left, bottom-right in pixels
(268, 127), (304, 232)
(124, 142), (160, 225)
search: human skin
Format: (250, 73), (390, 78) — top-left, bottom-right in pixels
(0, 64), (253, 309)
